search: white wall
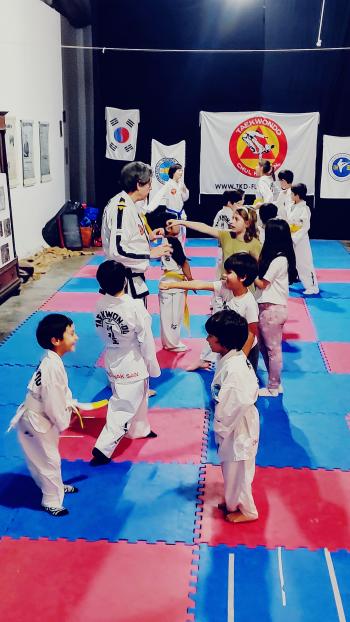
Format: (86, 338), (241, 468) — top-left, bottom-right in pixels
(0, 0), (65, 258)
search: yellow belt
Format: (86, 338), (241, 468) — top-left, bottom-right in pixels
(163, 271), (190, 331)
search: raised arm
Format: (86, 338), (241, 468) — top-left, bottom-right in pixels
(167, 219), (220, 239)
(159, 279), (215, 292)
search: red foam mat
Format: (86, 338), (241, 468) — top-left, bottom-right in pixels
(316, 268), (350, 283)
(96, 338), (208, 369)
(199, 465), (350, 550)
(40, 292), (101, 312)
(319, 342), (350, 373)
(283, 298), (317, 341)
(60, 408), (205, 463)
(0, 538), (194, 622)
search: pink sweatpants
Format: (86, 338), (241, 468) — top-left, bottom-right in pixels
(258, 303), (288, 390)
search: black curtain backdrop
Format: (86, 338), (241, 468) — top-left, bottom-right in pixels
(91, 0), (350, 239)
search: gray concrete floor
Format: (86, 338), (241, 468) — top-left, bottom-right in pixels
(0, 254), (90, 344)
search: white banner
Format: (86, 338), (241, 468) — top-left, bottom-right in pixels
(105, 107), (140, 161)
(150, 139), (186, 198)
(320, 135), (350, 199)
(200, 111), (319, 195)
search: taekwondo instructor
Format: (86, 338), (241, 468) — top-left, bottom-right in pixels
(102, 161), (172, 304)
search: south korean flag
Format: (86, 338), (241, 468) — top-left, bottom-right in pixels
(105, 107), (140, 161)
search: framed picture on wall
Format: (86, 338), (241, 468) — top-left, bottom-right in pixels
(5, 116), (19, 188)
(39, 122), (51, 182)
(0, 173), (14, 266)
(1, 243), (10, 266)
(21, 120), (35, 186)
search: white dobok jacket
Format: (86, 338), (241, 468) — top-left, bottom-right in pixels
(211, 350), (259, 462)
(9, 350), (76, 433)
(286, 200), (311, 245)
(95, 293), (160, 383)
(102, 191), (151, 298)
(275, 188), (292, 220)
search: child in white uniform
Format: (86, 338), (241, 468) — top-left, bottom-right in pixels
(161, 164), (189, 245)
(8, 314), (80, 516)
(287, 183), (319, 295)
(276, 169), (294, 220)
(255, 159), (276, 205)
(206, 310), (259, 523)
(158, 216), (193, 352)
(91, 261), (161, 466)
(160, 252), (259, 371)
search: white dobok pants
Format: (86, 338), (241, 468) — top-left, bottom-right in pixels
(17, 415), (64, 508)
(221, 457), (258, 518)
(294, 237), (318, 290)
(159, 289), (187, 350)
(94, 378), (150, 458)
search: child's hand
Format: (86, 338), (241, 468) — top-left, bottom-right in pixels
(150, 242), (173, 259)
(150, 227), (164, 240)
(159, 281), (173, 290)
(167, 219), (184, 229)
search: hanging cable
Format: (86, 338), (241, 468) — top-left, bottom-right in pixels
(316, 0), (326, 47)
(61, 44), (350, 54)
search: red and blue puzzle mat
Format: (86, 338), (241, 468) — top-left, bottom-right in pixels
(0, 239), (350, 621)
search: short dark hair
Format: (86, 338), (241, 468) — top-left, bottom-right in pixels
(36, 314), (73, 350)
(205, 310), (248, 351)
(96, 260), (126, 295)
(259, 202), (278, 225)
(291, 182), (307, 201)
(120, 161), (152, 192)
(223, 252), (258, 286)
(168, 164), (182, 179)
(222, 189), (244, 205)
(278, 169), (294, 184)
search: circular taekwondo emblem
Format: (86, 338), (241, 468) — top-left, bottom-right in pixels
(155, 158), (180, 184)
(229, 116), (287, 177)
(114, 127), (130, 143)
(328, 154), (350, 181)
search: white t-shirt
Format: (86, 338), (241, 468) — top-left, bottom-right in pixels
(213, 206), (232, 230)
(213, 282), (259, 347)
(256, 256), (289, 305)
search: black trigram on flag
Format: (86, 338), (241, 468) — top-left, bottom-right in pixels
(125, 144), (133, 152)
(109, 143), (117, 151)
(110, 117), (119, 126)
(126, 118), (134, 128)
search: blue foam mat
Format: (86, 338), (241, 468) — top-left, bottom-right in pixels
(305, 298), (350, 342)
(310, 240), (350, 269)
(192, 545), (350, 622)
(185, 238), (218, 247)
(258, 341), (327, 373)
(0, 459), (199, 543)
(205, 403), (350, 470)
(71, 365), (212, 409)
(289, 282), (350, 299)
(0, 366), (98, 407)
(0, 311), (104, 367)
(257, 371), (350, 415)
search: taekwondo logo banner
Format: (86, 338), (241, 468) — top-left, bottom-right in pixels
(105, 107), (140, 161)
(150, 139), (186, 198)
(320, 135), (350, 198)
(200, 111), (319, 195)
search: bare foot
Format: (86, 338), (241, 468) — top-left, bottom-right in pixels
(186, 360), (211, 372)
(226, 511), (258, 523)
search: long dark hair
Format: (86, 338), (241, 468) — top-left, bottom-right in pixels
(258, 219), (297, 283)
